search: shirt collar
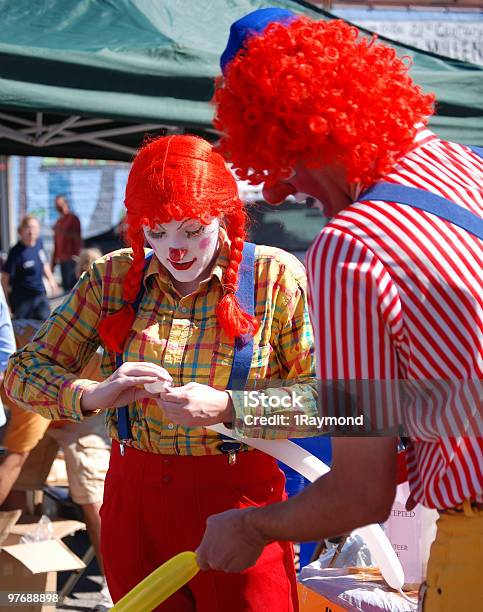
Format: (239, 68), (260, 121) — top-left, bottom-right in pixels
(411, 123), (437, 149)
(355, 124), (438, 199)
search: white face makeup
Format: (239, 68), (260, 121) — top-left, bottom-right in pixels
(143, 218), (220, 283)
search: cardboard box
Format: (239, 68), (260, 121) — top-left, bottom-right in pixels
(298, 582), (348, 612)
(298, 566), (420, 612)
(0, 511), (86, 611)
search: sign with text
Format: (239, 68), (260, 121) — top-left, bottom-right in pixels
(360, 20), (483, 65)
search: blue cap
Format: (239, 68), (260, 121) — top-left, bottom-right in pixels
(220, 7), (296, 73)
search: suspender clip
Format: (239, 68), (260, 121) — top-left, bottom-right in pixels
(219, 439), (242, 465)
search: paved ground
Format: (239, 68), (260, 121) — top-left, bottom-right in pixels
(57, 530), (107, 611)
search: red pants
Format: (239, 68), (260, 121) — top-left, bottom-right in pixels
(101, 441), (298, 612)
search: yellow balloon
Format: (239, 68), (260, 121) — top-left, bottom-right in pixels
(111, 551), (199, 612)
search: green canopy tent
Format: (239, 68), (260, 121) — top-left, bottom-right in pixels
(0, 0), (482, 162)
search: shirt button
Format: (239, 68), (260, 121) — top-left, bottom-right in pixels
(167, 423), (175, 430)
(163, 458), (170, 466)
(179, 306), (188, 313)
(163, 475), (171, 483)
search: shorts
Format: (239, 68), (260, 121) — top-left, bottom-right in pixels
(420, 500), (483, 611)
(13, 413), (111, 506)
(3, 403), (51, 453)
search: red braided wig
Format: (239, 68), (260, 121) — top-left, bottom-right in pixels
(214, 18), (435, 189)
(98, 135), (258, 353)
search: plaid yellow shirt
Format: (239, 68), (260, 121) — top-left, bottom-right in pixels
(5, 238), (316, 455)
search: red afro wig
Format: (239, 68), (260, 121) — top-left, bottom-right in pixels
(98, 135), (258, 353)
(214, 18), (435, 188)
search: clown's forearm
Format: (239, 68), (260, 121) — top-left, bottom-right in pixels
(246, 436), (397, 542)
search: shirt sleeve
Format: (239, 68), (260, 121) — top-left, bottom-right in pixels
(306, 226), (402, 434)
(2, 248), (15, 277)
(4, 262), (104, 422)
(231, 259), (319, 439)
(38, 247), (47, 265)
(73, 215), (81, 233)
(72, 215), (83, 253)
(68, 214), (82, 237)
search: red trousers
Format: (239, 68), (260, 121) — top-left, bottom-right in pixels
(101, 441), (298, 612)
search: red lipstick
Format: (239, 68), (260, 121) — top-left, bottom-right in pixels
(169, 258), (197, 270)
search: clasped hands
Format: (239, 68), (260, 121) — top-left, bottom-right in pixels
(155, 381), (233, 426)
(80, 361), (233, 426)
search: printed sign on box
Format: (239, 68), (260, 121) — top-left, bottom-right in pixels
(384, 483), (438, 588)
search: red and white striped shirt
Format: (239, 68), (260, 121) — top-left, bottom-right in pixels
(306, 127), (482, 510)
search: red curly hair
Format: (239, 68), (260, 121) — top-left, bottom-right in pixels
(98, 135), (258, 353)
(214, 18), (435, 189)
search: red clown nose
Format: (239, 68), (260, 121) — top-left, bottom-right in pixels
(169, 248), (188, 262)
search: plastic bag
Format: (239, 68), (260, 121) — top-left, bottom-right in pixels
(317, 534), (373, 569)
(20, 514), (55, 544)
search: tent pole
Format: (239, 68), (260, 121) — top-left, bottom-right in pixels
(0, 156), (14, 254)
(37, 115), (81, 145)
(35, 113), (43, 139)
(47, 123), (166, 147)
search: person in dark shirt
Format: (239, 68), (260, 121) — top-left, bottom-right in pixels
(1, 215), (58, 320)
(52, 195), (82, 292)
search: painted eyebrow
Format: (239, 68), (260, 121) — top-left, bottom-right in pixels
(177, 219), (201, 230)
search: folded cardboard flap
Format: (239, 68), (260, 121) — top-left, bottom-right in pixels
(0, 513), (86, 612)
(0, 513), (86, 574)
(8, 519), (86, 540)
(2, 539), (85, 573)
(0, 509), (22, 545)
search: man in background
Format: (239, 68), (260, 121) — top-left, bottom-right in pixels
(52, 195), (82, 292)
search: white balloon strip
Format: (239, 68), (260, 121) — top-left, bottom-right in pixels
(208, 423), (404, 591)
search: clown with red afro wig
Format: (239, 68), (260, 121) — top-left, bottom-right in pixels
(214, 9), (435, 196)
(195, 12), (483, 612)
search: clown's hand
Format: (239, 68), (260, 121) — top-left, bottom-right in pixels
(196, 507), (268, 573)
(81, 362), (172, 414)
(157, 382), (233, 426)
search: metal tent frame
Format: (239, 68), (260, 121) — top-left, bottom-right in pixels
(0, 111), (187, 160)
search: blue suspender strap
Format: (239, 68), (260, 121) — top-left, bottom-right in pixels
(220, 242), (256, 458)
(358, 182), (483, 240)
(115, 352), (130, 446)
(467, 145), (483, 158)
(116, 251), (153, 454)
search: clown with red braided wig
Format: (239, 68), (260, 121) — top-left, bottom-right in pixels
(196, 10), (483, 612)
(5, 133), (316, 611)
(98, 134), (258, 350)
